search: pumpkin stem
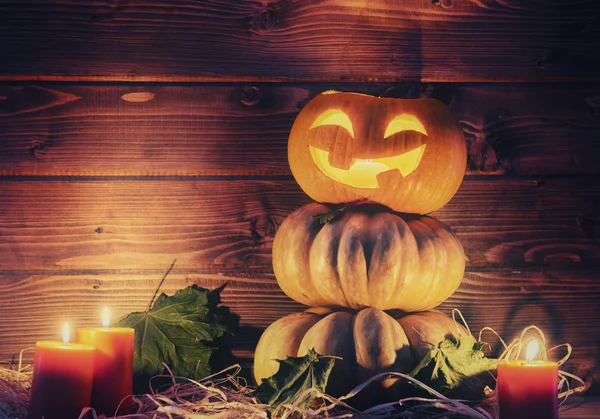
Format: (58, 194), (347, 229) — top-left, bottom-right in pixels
(312, 199), (369, 225)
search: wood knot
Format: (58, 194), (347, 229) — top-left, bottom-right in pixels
(246, 7), (277, 33)
(543, 253), (582, 265)
(2, 86), (80, 117)
(95, 226), (104, 234)
(432, 0), (453, 8)
(249, 215), (280, 241)
(28, 141), (44, 159)
(121, 92), (155, 103)
(239, 86), (263, 106)
(524, 242), (599, 267)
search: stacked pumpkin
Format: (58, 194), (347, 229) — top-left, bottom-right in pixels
(254, 91), (468, 398)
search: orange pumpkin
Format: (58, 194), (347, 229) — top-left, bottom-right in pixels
(288, 91), (466, 214)
(253, 307), (467, 396)
(272, 202), (465, 312)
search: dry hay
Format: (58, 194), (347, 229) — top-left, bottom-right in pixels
(0, 363), (494, 419)
(0, 350), (32, 419)
(0, 316), (586, 419)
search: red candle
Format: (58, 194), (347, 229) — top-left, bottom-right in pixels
(28, 323), (96, 419)
(78, 307), (135, 416)
(497, 340), (558, 419)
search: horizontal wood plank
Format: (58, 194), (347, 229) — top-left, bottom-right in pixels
(0, 178), (599, 271)
(0, 1), (598, 82)
(1, 84), (600, 176)
(561, 397), (600, 418)
(1, 269), (598, 386)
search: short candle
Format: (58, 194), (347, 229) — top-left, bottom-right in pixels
(28, 323), (96, 419)
(78, 307), (135, 416)
(497, 340), (558, 419)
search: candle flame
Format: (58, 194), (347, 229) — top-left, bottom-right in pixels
(62, 322), (70, 345)
(525, 340), (539, 362)
(102, 306), (110, 328)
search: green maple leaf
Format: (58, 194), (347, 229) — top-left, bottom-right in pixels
(410, 334), (498, 399)
(250, 349), (335, 413)
(117, 284), (237, 389)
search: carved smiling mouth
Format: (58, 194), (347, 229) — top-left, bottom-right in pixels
(309, 144), (427, 189)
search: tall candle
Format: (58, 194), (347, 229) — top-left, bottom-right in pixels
(497, 340), (558, 419)
(28, 323), (96, 419)
(78, 307), (135, 416)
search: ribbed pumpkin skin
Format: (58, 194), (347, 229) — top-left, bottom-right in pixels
(253, 308), (467, 396)
(272, 203), (465, 312)
(288, 91), (467, 215)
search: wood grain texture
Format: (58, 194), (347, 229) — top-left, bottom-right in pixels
(0, 179), (599, 271)
(560, 397), (600, 418)
(0, 1), (598, 81)
(0, 0), (598, 403)
(1, 83), (600, 176)
(0, 269), (598, 378)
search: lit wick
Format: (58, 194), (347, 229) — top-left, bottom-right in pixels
(102, 306), (110, 328)
(62, 322), (70, 345)
(525, 340), (539, 363)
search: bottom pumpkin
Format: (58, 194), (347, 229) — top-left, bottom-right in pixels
(253, 307), (467, 398)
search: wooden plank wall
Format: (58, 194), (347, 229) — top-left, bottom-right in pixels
(1, 0), (600, 389)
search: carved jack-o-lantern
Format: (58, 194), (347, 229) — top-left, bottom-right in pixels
(288, 91), (467, 214)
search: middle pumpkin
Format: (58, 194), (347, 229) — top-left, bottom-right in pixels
(273, 202), (465, 312)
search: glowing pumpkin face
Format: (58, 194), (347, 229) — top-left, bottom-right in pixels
(288, 91), (467, 214)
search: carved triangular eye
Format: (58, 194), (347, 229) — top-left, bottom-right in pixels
(309, 109), (355, 139)
(384, 114), (427, 138)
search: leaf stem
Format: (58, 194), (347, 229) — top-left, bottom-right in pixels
(147, 259), (177, 312)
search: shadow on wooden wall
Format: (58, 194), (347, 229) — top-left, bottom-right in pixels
(0, 0), (599, 391)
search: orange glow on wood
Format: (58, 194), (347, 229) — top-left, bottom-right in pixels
(102, 306), (110, 328)
(62, 322), (70, 345)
